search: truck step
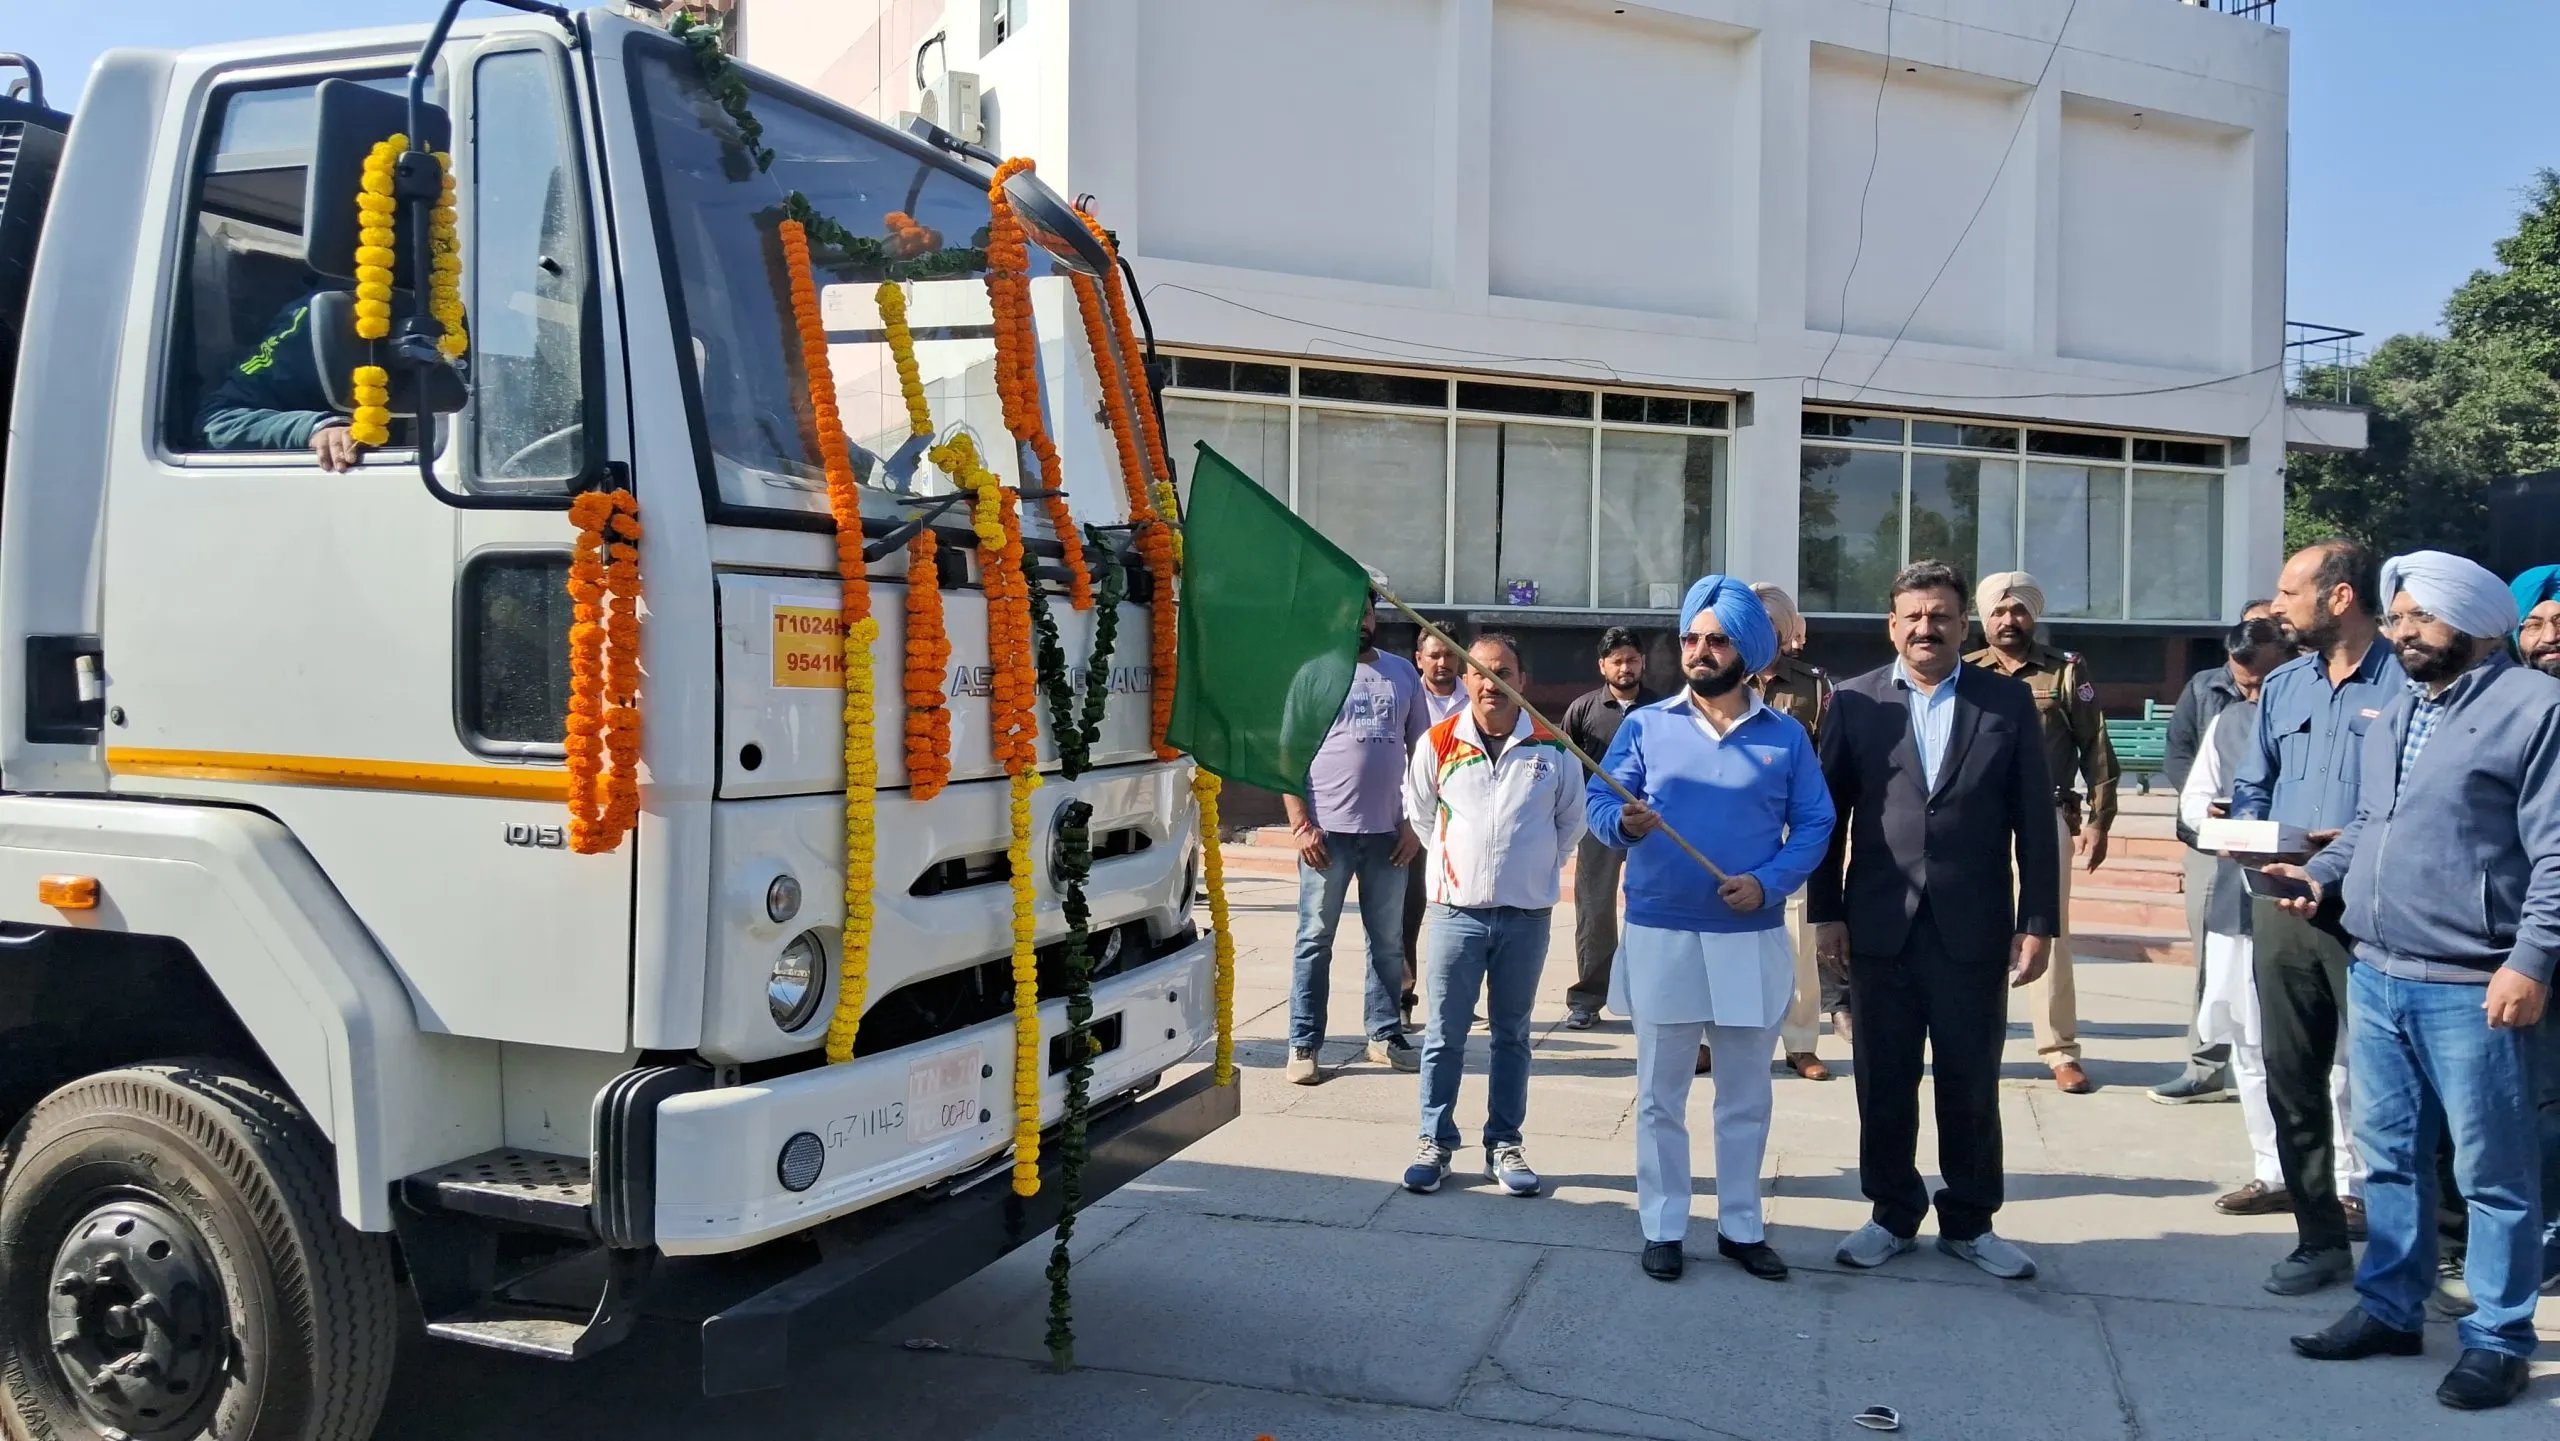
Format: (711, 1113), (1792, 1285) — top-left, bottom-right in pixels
(404, 1148), (595, 1238)
(418, 1247), (656, 1362)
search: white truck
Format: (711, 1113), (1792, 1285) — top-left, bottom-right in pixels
(0, 5), (1232, 1436)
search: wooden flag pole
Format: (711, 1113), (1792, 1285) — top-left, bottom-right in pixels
(1368, 583), (1729, 884)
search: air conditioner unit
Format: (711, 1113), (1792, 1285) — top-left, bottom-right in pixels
(918, 70), (983, 145)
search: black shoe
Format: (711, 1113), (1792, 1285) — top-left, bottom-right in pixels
(2435, 1349), (2531, 1410)
(1641, 1241), (1684, 1281)
(1717, 1234), (1789, 1282)
(2289, 1306), (2423, 1361)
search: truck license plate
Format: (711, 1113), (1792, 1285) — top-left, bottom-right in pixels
(907, 1044), (983, 1146)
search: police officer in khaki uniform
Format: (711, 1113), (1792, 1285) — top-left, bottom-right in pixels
(1965, 571), (2118, 1094)
(1751, 583), (1838, 1081)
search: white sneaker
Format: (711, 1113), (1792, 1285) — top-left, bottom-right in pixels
(1285, 1047), (1320, 1085)
(1484, 1143), (1541, 1197)
(1938, 1231), (2037, 1280)
(1834, 1221), (1917, 1269)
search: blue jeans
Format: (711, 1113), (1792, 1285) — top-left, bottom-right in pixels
(2348, 962), (2544, 1359)
(2538, 1009), (2560, 1283)
(1416, 904), (1551, 1150)
(1289, 831), (1410, 1049)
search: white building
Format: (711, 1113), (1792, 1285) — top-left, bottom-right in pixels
(732, 0), (2349, 701)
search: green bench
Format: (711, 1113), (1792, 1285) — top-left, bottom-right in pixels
(2106, 699), (2172, 793)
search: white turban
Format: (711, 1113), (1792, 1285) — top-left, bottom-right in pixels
(2380, 550), (2518, 640)
(1750, 582), (1806, 652)
(1976, 570), (2045, 621)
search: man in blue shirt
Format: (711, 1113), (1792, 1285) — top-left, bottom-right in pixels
(2228, 540), (2399, 1296)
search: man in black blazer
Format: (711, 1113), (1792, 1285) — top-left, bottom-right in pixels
(1808, 560), (2062, 1280)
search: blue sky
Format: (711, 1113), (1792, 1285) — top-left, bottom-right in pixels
(13, 0), (2557, 349)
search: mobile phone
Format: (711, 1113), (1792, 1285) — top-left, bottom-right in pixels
(2241, 867), (2314, 902)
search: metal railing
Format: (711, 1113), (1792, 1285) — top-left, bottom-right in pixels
(2181, 0), (2278, 19)
(2285, 322), (2367, 405)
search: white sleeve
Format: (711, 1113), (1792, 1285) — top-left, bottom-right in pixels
(2179, 712), (2225, 835)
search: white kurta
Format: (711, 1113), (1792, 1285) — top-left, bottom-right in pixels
(1609, 922), (1795, 1027)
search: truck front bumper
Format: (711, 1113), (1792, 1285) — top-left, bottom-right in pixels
(655, 936), (1218, 1256)
(696, 1063), (1239, 1395)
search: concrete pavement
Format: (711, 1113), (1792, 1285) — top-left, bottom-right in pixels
(378, 872), (2557, 1438)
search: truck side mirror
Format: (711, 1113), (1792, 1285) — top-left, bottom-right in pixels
(310, 290), (467, 416)
(302, 78), (452, 282)
(1000, 170), (1106, 277)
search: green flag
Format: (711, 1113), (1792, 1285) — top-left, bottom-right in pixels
(1168, 442), (1370, 794)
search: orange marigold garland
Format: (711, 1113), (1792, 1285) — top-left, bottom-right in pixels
(566, 490), (643, 854)
(1070, 209), (1181, 759)
(781, 219), (884, 1064)
(986, 157), (1094, 611)
(903, 530), (953, 798)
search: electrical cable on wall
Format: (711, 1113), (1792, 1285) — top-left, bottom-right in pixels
(1840, 0), (2085, 403)
(1810, 0), (1895, 396)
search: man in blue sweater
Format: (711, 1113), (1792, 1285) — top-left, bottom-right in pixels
(2267, 551), (2553, 1411)
(1587, 577), (1834, 1284)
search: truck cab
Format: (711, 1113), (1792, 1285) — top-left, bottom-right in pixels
(0, 9), (1230, 1437)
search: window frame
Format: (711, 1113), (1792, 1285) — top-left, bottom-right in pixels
(154, 43), (604, 513)
(1163, 351), (1733, 613)
(450, 35), (609, 503)
(454, 544), (574, 759)
(1798, 407), (2226, 622)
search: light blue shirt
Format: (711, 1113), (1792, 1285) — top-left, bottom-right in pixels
(1893, 660), (1960, 787)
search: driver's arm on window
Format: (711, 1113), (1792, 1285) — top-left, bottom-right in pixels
(193, 293), (372, 472)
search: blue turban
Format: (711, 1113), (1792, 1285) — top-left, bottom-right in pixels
(1678, 574), (1778, 675)
(2509, 564), (2560, 637)
(2379, 550), (2517, 641)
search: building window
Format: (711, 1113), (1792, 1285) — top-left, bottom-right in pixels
(1161, 357), (1730, 613)
(1799, 409), (2224, 620)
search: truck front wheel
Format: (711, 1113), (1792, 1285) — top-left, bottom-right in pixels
(0, 1063), (396, 1441)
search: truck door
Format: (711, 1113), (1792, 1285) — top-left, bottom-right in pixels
(101, 37), (634, 1053)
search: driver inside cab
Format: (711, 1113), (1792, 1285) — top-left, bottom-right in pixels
(193, 290), (369, 472)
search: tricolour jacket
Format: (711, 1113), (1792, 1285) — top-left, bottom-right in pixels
(1403, 709), (1585, 911)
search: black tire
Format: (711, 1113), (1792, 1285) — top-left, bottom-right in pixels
(0, 1062), (397, 1441)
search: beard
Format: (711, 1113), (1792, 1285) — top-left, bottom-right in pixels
(2280, 609), (2337, 654)
(2532, 645), (2560, 679)
(1685, 654), (1746, 699)
(2396, 634), (2473, 686)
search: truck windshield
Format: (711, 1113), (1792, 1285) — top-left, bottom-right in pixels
(630, 45), (1063, 524)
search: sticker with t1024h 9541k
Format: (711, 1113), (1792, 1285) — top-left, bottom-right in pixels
(771, 597), (845, 688)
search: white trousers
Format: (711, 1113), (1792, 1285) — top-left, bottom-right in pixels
(2233, 1034), (2364, 1196)
(1636, 1017), (1778, 1244)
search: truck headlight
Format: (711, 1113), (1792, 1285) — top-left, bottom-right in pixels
(768, 930), (827, 1033)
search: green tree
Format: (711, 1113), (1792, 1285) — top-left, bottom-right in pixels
(2286, 169), (2560, 560)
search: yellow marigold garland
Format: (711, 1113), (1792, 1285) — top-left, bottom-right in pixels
(986, 157), (1094, 611)
(349, 136), (402, 446)
(941, 431), (1047, 1193)
(1192, 770), (1238, 1085)
(876, 280), (934, 440)
(1006, 767), (1043, 1191)
(429, 151), (468, 359)
(780, 220), (883, 1063)
(565, 490), (643, 854)
(876, 277), (954, 797)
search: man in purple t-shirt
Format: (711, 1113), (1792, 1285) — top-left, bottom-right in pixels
(1284, 593), (1428, 1084)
